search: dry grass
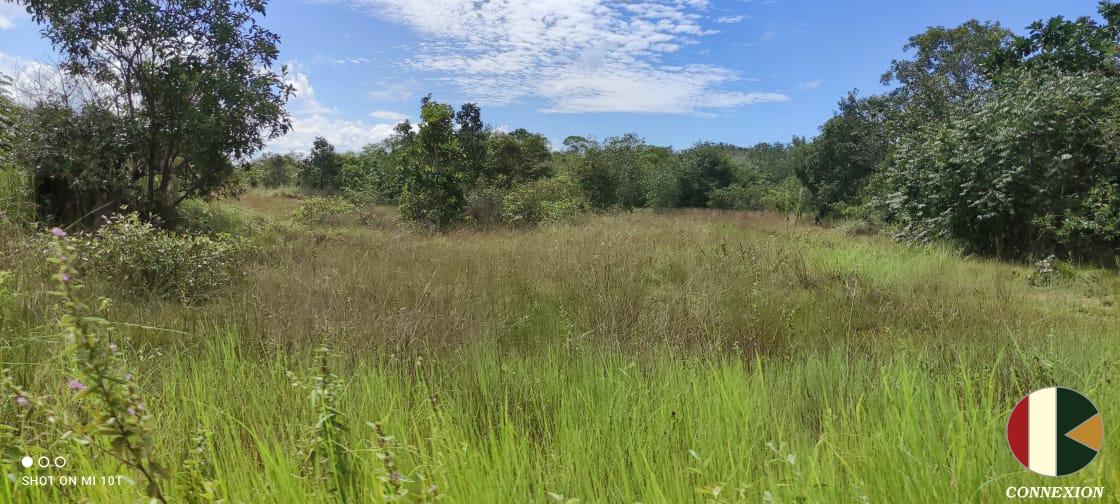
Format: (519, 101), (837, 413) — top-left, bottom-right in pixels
(2, 192), (1118, 502)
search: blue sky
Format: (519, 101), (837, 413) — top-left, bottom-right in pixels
(0, 0), (1106, 153)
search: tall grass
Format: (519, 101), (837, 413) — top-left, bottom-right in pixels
(1, 196), (1117, 502)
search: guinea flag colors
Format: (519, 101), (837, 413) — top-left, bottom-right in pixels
(1007, 387), (1103, 476)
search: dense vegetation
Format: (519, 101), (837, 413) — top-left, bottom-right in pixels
(0, 1), (1118, 503)
(791, 2), (1120, 263)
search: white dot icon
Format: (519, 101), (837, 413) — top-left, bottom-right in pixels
(20, 456), (33, 468)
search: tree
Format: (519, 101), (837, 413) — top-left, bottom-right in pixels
(991, 2), (1120, 74)
(398, 97), (467, 229)
(881, 20), (1014, 126)
(887, 70), (1120, 261)
(562, 135), (597, 155)
(485, 128), (552, 186)
(299, 137), (340, 190)
(573, 134), (653, 210)
(677, 143), (737, 208)
(792, 92), (892, 220)
(455, 103), (488, 180)
(251, 153), (300, 188)
(19, 0), (293, 219)
(0, 73), (13, 166)
(15, 102), (137, 224)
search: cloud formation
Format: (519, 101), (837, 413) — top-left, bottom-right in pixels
(0, 4), (24, 30)
(268, 71), (404, 153)
(370, 110), (408, 121)
(341, 0), (784, 114)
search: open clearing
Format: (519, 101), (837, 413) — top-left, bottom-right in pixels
(2, 194), (1118, 502)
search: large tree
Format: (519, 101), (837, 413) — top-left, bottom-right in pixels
(17, 0), (293, 219)
(991, 1), (1120, 74)
(792, 92), (893, 220)
(881, 20), (1014, 126)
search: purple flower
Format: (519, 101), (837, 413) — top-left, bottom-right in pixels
(50, 227), (67, 238)
(61, 274), (72, 283)
(109, 343), (118, 352)
(67, 379), (87, 392)
(14, 396), (29, 407)
(127, 406), (137, 416)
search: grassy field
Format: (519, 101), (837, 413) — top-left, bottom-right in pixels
(1, 192), (1118, 502)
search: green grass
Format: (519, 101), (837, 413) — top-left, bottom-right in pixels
(1, 197), (1118, 502)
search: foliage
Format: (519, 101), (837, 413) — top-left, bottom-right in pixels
(249, 153), (302, 188)
(15, 102), (138, 224)
(708, 183), (766, 211)
(464, 183), (508, 227)
(456, 103), (488, 181)
(501, 176), (586, 226)
(572, 134), (657, 210)
(485, 128), (552, 187)
(70, 213), (248, 303)
(881, 20), (1014, 125)
(291, 197), (357, 226)
(3, 231), (169, 502)
(299, 137), (341, 191)
(5, 200), (1120, 501)
(887, 69), (1120, 260)
(677, 143), (737, 208)
(168, 199), (259, 236)
(19, 0), (293, 219)
(792, 93), (892, 220)
(290, 347), (354, 501)
(398, 97), (468, 230)
(992, 1), (1120, 74)
(0, 73), (13, 167)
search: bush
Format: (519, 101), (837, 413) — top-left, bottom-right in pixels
(291, 197), (357, 226)
(168, 199), (258, 236)
(707, 183), (765, 211)
(464, 184), (507, 227)
(71, 213), (248, 303)
(887, 70), (1120, 261)
(501, 177), (586, 226)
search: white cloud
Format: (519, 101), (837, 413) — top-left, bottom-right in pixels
(338, 0), (787, 114)
(797, 79), (822, 90)
(268, 72), (402, 153)
(368, 80), (415, 102)
(715, 15), (747, 24)
(370, 110), (408, 121)
(0, 4), (25, 30)
(0, 52), (115, 105)
(267, 113), (401, 153)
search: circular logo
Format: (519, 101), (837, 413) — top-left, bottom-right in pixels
(1007, 387), (1103, 476)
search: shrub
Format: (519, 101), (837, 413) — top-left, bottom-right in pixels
(291, 197), (356, 226)
(887, 70), (1120, 261)
(70, 213), (248, 303)
(501, 176), (586, 226)
(465, 184), (507, 227)
(168, 200), (258, 236)
(678, 143), (737, 208)
(707, 183), (765, 211)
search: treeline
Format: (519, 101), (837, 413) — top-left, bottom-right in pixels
(791, 2), (1120, 263)
(3, 0), (1118, 265)
(248, 95), (807, 229)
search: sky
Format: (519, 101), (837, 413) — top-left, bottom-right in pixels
(0, 0), (1108, 153)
